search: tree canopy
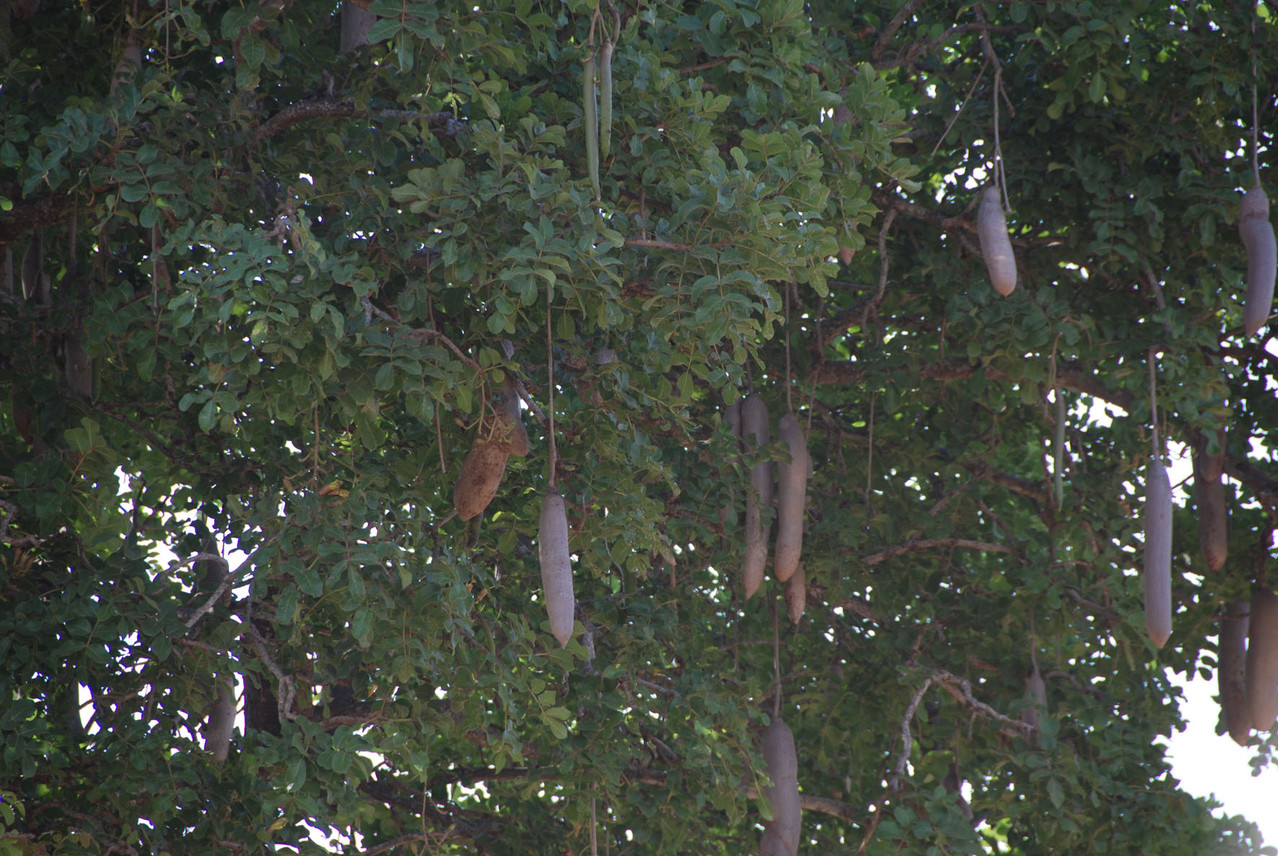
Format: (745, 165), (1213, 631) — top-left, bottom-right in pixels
(2, 0), (1277, 853)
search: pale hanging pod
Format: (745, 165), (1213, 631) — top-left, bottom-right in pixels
(1239, 183), (1277, 335)
(206, 675), (236, 763)
(1218, 599), (1251, 746)
(773, 412), (809, 584)
(978, 186), (1017, 296)
(1143, 460), (1173, 649)
(539, 488), (575, 647)
(759, 717), (801, 856)
(1244, 587), (1278, 730)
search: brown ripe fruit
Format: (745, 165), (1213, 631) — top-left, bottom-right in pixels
(206, 676), (236, 763)
(1219, 599), (1251, 746)
(1192, 447), (1227, 573)
(539, 489), (575, 647)
(1239, 184), (1277, 335)
(1143, 461), (1173, 649)
(1244, 587), (1278, 730)
(760, 717), (800, 856)
(784, 563), (805, 624)
(774, 412), (809, 583)
(978, 186), (1017, 296)
(453, 442), (509, 521)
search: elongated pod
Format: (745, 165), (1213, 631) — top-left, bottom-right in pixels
(599, 40), (614, 160)
(760, 717), (800, 856)
(64, 328), (93, 398)
(783, 563), (805, 624)
(1219, 599), (1251, 745)
(742, 395), (773, 507)
(978, 186), (1017, 296)
(1192, 445), (1227, 573)
(743, 496), (767, 600)
(20, 229), (42, 302)
(206, 676), (236, 763)
(151, 223), (172, 297)
(453, 441), (510, 521)
(1022, 662), (1047, 730)
(774, 412), (809, 583)
(583, 53), (600, 201)
(1245, 587), (1278, 730)
(1240, 184), (1276, 335)
(720, 398), (743, 534)
(1143, 461), (1173, 649)
(540, 489), (575, 647)
(741, 394), (772, 599)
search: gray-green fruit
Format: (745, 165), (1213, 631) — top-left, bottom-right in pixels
(1219, 599), (1250, 746)
(978, 186), (1017, 296)
(539, 489), (575, 647)
(1240, 184), (1276, 335)
(774, 412), (809, 583)
(1244, 588), (1278, 730)
(760, 717), (800, 856)
(1143, 460), (1172, 648)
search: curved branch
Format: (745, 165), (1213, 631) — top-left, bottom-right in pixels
(252, 99), (465, 143)
(863, 537), (1015, 566)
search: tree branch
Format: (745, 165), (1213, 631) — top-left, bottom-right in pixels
(863, 538), (1015, 565)
(252, 100), (465, 143)
(921, 665), (1035, 737)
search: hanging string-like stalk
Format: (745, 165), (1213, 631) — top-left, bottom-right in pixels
(784, 284), (793, 413)
(1049, 336), (1064, 509)
(546, 282), (558, 487)
(1147, 350), (1160, 462)
(1252, 79), (1261, 186)
(590, 795), (599, 856)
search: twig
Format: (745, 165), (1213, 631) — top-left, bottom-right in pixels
(893, 677), (935, 781)
(182, 552), (234, 632)
(871, 0), (926, 60)
(360, 831), (454, 856)
(863, 538), (1014, 565)
(253, 100), (465, 143)
(245, 623), (297, 723)
(860, 208), (898, 331)
(855, 676), (935, 856)
(921, 665), (1035, 737)
(360, 294), (485, 375)
(624, 237), (730, 251)
(0, 498), (16, 541)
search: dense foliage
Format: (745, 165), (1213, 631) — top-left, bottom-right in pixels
(3, 0), (1277, 853)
